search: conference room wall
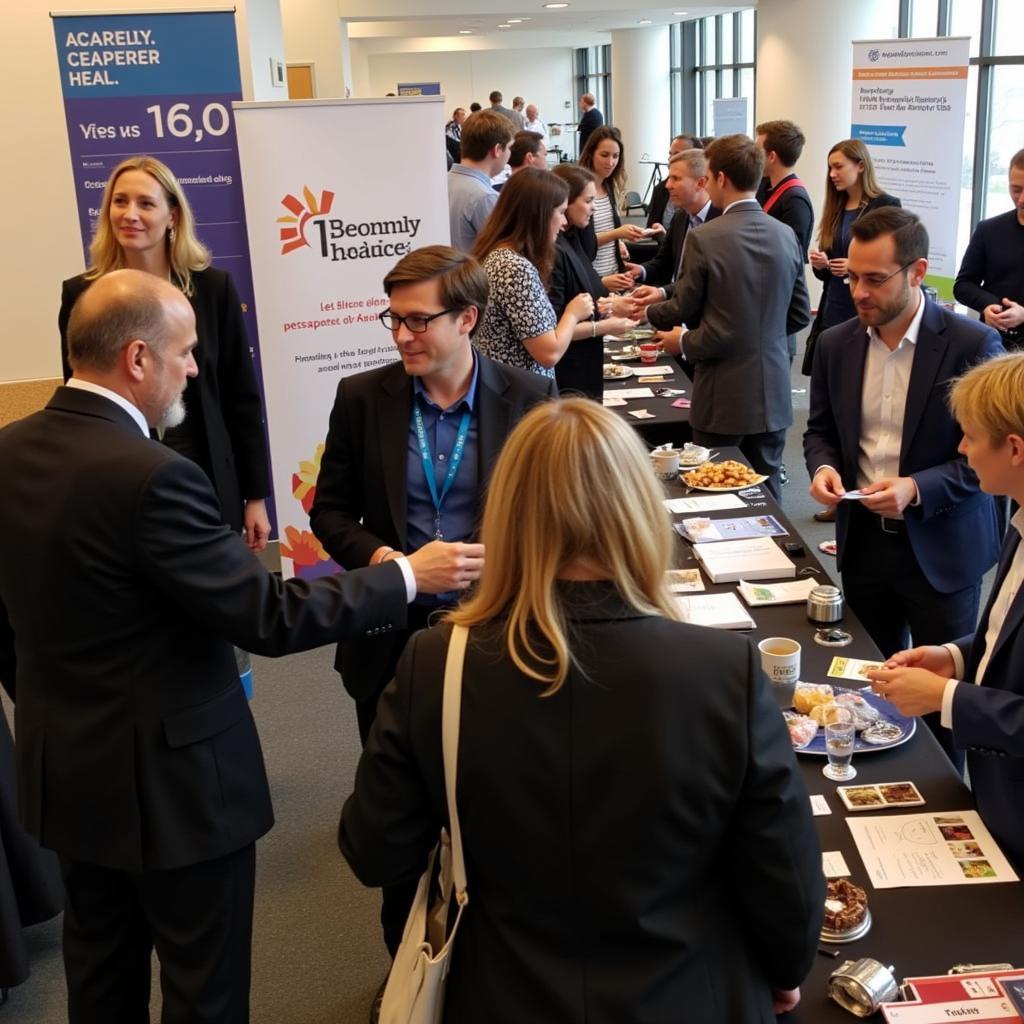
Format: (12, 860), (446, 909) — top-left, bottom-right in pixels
(0, 0), (283, 388)
(364, 47), (577, 136)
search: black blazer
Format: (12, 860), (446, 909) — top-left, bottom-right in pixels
(580, 187), (625, 274)
(640, 203), (722, 289)
(549, 230), (608, 398)
(309, 354), (557, 701)
(341, 582), (825, 1023)
(0, 387), (409, 872)
(645, 179), (671, 228)
(59, 267), (269, 533)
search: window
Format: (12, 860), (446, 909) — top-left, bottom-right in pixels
(574, 44), (612, 141)
(669, 9), (756, 138)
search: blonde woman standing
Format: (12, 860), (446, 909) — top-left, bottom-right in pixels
(341, 399), (824, 1024)
(58, 156), (270, 547)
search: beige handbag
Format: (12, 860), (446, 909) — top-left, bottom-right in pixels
(379, 624), (469, 1024)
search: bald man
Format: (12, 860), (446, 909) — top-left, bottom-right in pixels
(0, 270), (468, 1023)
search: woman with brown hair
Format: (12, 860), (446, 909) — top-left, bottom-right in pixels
(578, 125), (646, 290)
(341, 398), (824, 1023)
(472, 167), (593, 377)
(58, 155), (270, 546)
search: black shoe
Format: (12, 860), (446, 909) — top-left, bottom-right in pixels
(369, 977), (386, 1024)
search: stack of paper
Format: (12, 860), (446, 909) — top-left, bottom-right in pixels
(737, 578), (818, 606)
(692, 536), (796, 583)
(676, 514), (788, 543)
(674, 592), (756, 630)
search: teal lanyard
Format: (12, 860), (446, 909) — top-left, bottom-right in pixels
(412, 401), (471, 540)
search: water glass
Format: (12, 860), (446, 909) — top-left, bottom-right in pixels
(823, 707), (857, 781)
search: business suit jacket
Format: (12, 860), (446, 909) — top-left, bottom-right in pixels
(645, 179), (671, 229)
(59, 268), (269, 533)
(953, 530), (1024, 869)
(550, 230), (608, 398)
(577, 107), (603, 153)
(803, 300), (1003, 593)
(340, 582), (824, 1023)
(579, 189), (626, 274)
(0, 387), (409, 873)
(309, 354), (557, 701)
(647, 202), (810, 435)
(640, 203), (721, 289)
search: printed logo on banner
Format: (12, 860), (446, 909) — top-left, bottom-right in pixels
(275, 186), (423, 264)
(278, 187), (336, 254)
(869, 48), (881, 62)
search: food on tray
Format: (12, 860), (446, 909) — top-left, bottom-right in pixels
(603, 363), (631, 379)
(793, 683), (835, 715)
(679, 443), (710, 466)
(834, 691), (882, 729)
(823, 878), (868, 932)
(783, 711), (818, 750)
(681, 459), (764, 489)
(861, 720), (906, 745)
(809, 701), (847, 727)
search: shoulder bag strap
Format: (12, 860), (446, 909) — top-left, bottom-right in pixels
(442, 624), (469, 904)
(762, 176), (807, 215)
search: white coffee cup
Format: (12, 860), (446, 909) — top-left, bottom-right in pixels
(758, 637), (801, 685)
(652, 449), (680, 478)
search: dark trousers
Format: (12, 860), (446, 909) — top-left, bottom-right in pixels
(691, 428), (788, 500)
(60, 843), (255, 1024)
(352, 601), (449, 957)
(842, 505), (980, 772)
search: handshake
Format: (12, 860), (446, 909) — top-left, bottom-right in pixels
(380, 540), (485, 595)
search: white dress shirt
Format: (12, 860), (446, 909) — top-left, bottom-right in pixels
(524, 117), (548, 142)
(855, 290), (926, 513)
(941, 507), (1024, 727)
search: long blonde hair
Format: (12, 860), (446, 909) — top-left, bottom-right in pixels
(86, 156), (210, 296)
(817, 139), (886, 251)
(448, 398), (680, 692)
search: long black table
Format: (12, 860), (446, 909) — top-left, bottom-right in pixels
(663, 456), (1024, 1021)
(603, 338), (691, 446)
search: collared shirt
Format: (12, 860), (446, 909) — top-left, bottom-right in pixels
(66, 378), (149, 436)
(943, 508), (1024, 727)
(448, 165), (500, 252)
(688, 198), (712, 231)
(523, 117), (548, 142)
(722, 197), (760, 215)
(856, 291), (926, 505)
(406, 354), (481, 582)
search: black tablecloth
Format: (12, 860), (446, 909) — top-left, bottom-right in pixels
(603, 339), (691, 446)
(663, 456), (1024, 1021)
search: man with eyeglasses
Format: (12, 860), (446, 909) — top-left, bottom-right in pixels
(309, 245), (555, 959)
(804, 206), (1004, 769)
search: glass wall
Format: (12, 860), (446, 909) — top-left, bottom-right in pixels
(574, 44), (612, 129)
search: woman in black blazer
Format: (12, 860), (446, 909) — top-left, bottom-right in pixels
(549, 164), (637, 398)
(806, 139), (902, 357)
(341, 399), (825, 1024)
(58, 156), (270, 543)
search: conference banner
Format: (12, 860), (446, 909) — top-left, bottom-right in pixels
(51, 10), (274, 519)
(233, 97), (449, 578)
(851, 37), (970, 294)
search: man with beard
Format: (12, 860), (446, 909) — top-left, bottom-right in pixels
(804, 207), (1004, 769)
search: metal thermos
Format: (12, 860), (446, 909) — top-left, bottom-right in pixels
(807, 585), (844, 624)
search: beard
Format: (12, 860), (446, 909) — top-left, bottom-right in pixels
(157, 395), (186, 430)
(855, 279), (913, 330)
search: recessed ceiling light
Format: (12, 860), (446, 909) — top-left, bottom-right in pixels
(543, 3), (569, 8)
(507, 18), (523, 23)
(459, 29), (472, 33)
(498, 23), (511, 28)
(638, 18), (652, 24)
(673, 10), (688, 14)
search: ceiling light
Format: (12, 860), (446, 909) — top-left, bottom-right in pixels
(673, 10), (688, 14)
(638, 18), (651, 23)
(498, 23), (511, 28)
(459, 29), (472, 33)
(543, 3), (570, 8)
(507, 18), (523, 23)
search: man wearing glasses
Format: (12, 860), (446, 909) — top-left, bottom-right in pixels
(804, 207), (1004, 768)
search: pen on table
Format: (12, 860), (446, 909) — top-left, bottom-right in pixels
(818, 946), (840, 959)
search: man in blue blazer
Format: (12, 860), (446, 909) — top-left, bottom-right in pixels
(867, 352), (1024, 871)
(804, 207), (1003, 765)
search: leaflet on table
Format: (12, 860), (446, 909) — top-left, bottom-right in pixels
(665, 569), (705, 593)
(664, 494), (746, 514)
(675, 514), (787, 543)
(610, 387), (655, 400)
(692, 536), (796, 583)
(737, 577), (818, 606)
(828, 656), (885, 682)
(846, 810), (1019, 888)
(673, 592), (755, 630)
(882, 969), (1024, 1023)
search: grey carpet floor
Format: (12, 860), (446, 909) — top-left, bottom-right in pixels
(8, 353), (977, 1023)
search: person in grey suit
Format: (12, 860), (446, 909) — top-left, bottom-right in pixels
(641, 134), (811, 498)
(340, 398), (824, 1024)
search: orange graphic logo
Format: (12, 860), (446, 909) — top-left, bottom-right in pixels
(278, 187), (336, 254)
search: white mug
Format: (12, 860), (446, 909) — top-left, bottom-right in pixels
(652, 449), (680, 478)
(758, 636), (801, 685)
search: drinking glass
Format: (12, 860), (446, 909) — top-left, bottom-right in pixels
(823, 707), (857, 781)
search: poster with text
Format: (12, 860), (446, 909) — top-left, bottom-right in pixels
(851, 37), (970, 293)
(52, 10), (275, 523)
(233, 97), (449, 578)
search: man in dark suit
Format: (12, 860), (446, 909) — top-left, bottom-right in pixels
(804, 207), (1003, 767)
(0, 270), (464, 1024)
(642, 134), (810, 498)
(577, 93), (603, 154)
(867, 351), (1024, 869)
(309, 246), (555, 953)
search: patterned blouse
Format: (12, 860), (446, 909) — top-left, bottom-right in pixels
(474, 248), (559, 378)
(591, 192), (619, 277)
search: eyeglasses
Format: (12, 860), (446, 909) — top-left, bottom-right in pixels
(378, 308), (457, 333)
(843, 261), (916, 289)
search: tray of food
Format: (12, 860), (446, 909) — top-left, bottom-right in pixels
(784, 684), (915, 755)
(603, 363), (634, 380)
(681, 459), (767, 491)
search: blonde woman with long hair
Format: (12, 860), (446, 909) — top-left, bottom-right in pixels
(58, 156), (270, 547)
(341, 399), (824, 1023)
